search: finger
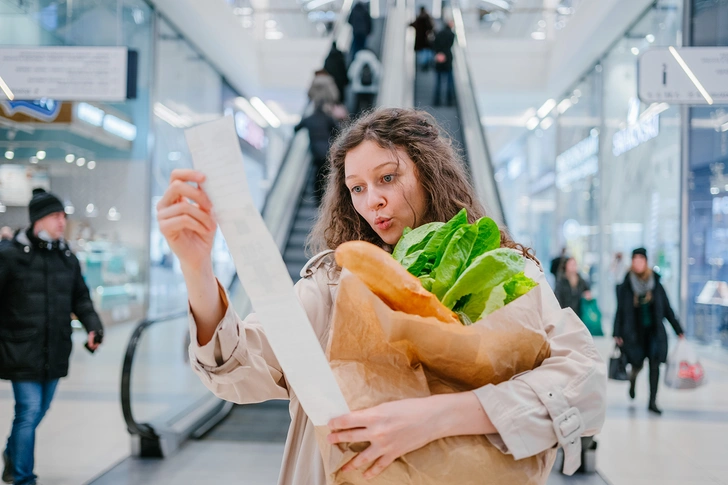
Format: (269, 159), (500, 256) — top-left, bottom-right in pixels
(363, 454), (396, 479)
(327, 428), (370, 445)
(159, 214), (209, 238)
(157, 180), (213, 212)
(157, 202), (216, 232)
(170, 168), (206, 185)
(329, 411), (371, 431)
(341, 445), (382, 473)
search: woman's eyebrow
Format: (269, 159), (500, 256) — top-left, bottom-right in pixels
(345, 162), (399, 181)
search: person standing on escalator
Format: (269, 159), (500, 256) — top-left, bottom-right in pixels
(432, 21), (456, 107)
(295, 106), (339, 206)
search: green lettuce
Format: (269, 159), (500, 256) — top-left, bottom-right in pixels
(392, 222), (443, 263)
(404, 209), (468, 276)
(430, 224), (478, 299)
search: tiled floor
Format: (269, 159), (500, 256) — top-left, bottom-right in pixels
(2, 331), (727, 485)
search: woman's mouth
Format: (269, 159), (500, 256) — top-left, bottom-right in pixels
(375, 218), (393, 230)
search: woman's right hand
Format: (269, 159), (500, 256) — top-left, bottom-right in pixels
(614, 337), (623, 347)
(156, 169), (217, 272)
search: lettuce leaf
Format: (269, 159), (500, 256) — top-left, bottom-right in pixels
(430, 224), (478, 299)
(468, 217), (500, 265)
(392, 222), (443, 263)
(441, 248), (525, 310)
(404, 209), (468, 276)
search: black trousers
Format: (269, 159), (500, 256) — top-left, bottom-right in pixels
(630, 356), (661, 403)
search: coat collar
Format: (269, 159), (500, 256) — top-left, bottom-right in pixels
(14, 228), (69, 253)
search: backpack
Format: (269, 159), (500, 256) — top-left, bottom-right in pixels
(360, 63), (373, 86)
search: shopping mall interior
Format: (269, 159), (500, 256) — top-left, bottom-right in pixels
(0, 0), (727, 483)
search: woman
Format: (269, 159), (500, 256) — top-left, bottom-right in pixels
(555, 257), (591, 318)
(156, 109), (606, 484)
(613, 248), (684, 415)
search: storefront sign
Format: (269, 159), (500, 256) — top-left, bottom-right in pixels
(556, 133), (599, 189)
(0, 47), (129, 101)
(612, 114), (660, 157)
(639, 47), (728, 105)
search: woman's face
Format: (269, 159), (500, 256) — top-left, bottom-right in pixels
(632, 255), (648, 274)
(565, 258), (577, 274)
(344, 140), (428, 245)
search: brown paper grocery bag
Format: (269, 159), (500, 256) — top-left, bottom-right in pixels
(316, 273), (556, 485)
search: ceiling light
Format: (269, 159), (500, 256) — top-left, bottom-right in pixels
(557, 6), (572, 15)
(0, 75), (14, 101)
(87, 160), (96, 170)
(234, 97), (268, 128)
(4, 150), (14, 160)
(531, 31), (546, 40)
(306, 0), (335, 10)
(36, 150), (46, 160)
(250, 97), (281, 128)
(107, 207), (121, 221)
(526, 116), (540, 130)
(77, 157), (86, 167)
(540, 117), (554, 130)
(631, 47), (640, 56)
(481, 0), (511, 10)
(64, 203), (75, 215)
(0, 203), (6, 213)
(153, 103), (193, 128)
(670, 46), (713, 105)
(265, 31), (284, 40)
(86, 203), (98, 217)
(711, 187), (720, 195)
(65, 154), (75, 163)
(29, 156), (38, 164)
(646, 34), (655, 43)
(570, 95), (579, 104)
(537, 99), (557, 118)
(556, 98), (572, 114)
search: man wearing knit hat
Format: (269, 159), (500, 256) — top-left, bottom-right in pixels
(0, 188), (103, 485)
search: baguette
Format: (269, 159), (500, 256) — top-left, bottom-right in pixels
(335, 241), (460, 324)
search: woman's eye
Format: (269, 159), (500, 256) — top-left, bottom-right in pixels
(383, 174), (394, 183)
(351, 186), (363, 194)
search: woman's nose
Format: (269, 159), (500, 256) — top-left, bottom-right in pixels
(367, 188), (386, 210)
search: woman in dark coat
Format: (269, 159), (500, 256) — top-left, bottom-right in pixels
(613, 248), (684, 415)
(554, 257), (591, 318)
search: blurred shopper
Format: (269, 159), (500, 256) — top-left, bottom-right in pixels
(0, 227), (14, 250)
(613, 248), (684, 415)
(549, 247), (568, 283)
(348, 48), (381, 114)
(348, 1), (372, 61)
(307, 69), (340, 110)
(432, 21), (456, 106)
(555, 257), (591, 318)
(324, 42), (349, 103)
(411, 7), (435, 71)
(1, 188), (103, 485)
(295, 106), (339, 206)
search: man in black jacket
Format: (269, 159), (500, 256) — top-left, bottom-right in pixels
(324, 42), (349, 104)
(348, 2), (372, 61)
(1, 188), (103, 485)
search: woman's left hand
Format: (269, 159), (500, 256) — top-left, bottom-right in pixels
(327, 397), (438, 479)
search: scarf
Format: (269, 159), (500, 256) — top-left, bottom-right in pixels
(630, 269), (655, 307)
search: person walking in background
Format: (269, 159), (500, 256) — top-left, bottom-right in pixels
(555, 257), (592, 318)
(432, 21), (456, 106)
(324, 42), (349, 104)
(295, 106), (339, 206)
(549, 247), (568, 284)
(0, 227), (14, 249)
(348, 48), (381, 114)
(613, 248), (684, 415)
(307, 69), (340, 110)
(1, 188), (103, 485)
(348, 1), (372, 61)
(411, 7), (435, 71)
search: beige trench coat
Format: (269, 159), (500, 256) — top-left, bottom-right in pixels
(189, 251), (607, 485)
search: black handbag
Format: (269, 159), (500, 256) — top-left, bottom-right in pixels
(608, 345), (629, 381)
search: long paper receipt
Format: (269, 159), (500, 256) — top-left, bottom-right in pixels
(185, 116), (350, 426)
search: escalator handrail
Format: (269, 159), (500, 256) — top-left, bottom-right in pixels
(120, 310), (189, 440)
(450, 3), (507, 227)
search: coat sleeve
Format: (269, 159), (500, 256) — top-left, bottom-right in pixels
(472, 259), (606, 475)
(660, 285), (684, 335)
(613, 285), (623, 338)
(189, 272), (333, 404)
(0, 251), (8, 296)
(71, 257), (103, 334)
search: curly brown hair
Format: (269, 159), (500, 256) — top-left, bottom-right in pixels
(307, 108), (537, 264)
